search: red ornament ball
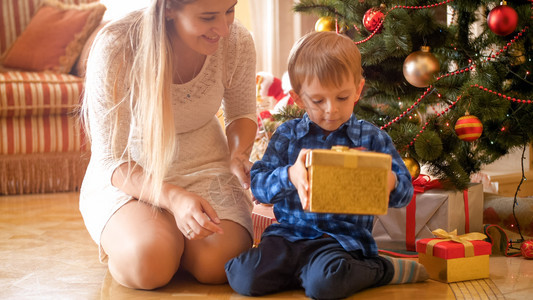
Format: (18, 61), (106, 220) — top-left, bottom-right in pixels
(487, 4), (518, 36)
(455, 115), (483, 142)
(521, 240), (533, 259)
(363, 7), (384, 32)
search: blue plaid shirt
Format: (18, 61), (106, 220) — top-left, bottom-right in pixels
(250, 113), (413, 256)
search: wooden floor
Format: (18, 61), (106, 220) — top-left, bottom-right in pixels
(1, 192), (532, 299)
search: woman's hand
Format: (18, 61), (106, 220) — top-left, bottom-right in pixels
(225, 118), (257, 190)
(288, 149), (311, 210)
(229, 152), (253, 189)
(167, 188), (224, 240)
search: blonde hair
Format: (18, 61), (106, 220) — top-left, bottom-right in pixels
(287, 31), (363, 95)
(82, 0), (195, 205)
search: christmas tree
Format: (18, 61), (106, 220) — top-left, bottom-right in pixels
(287, 0), (533, 190)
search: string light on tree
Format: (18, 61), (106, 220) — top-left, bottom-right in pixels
(487, 1), (519, 36)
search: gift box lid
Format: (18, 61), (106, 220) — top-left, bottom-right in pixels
(305, 146), (392, 169)
(417, 238), (492, 259)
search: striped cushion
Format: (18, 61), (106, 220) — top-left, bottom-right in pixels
(0, 114), (87, 155)
(0, 0), (98, 55)
(0, 70), (83, 117)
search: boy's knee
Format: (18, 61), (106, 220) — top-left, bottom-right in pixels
(302, 259), (354, 299)
(226, 253), (282, 296)
(303, 275), (336, 299)
(225, 256), (258, 295)
(304, 275), (351, 300)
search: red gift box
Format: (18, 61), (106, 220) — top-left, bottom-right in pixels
(252, 204), (277, 246)
(416, 230), (491, 282)
(417, 238), (491, 259)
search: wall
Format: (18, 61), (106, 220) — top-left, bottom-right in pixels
(101, 0), (148, 20)
(235, 0), (252, 31)
(247, 0), (316, 78)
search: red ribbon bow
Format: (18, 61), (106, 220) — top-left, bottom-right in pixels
(405, 175), (470, 252)
(406, 174), (443, 251)
(412, 174), (443, 193)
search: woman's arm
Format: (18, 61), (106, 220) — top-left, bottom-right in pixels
(221, 22), (258, 189)
(225, 118), (257, 189)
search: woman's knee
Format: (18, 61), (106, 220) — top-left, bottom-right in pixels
(184, 221), (252, 284)
(101, 200), (184, 289)
(186, 249), (233, 284)
(107, 236), (183, 289)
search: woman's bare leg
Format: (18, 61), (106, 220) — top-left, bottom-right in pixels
(181, 220), (252, 284)
(100, 200), (184, 290)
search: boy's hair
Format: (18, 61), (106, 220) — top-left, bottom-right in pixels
(287, 31), (363, 94)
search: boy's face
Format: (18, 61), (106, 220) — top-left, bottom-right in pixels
(290, 74), (365, 133)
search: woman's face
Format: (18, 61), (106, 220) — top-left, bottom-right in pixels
(167, 0), (237, 55)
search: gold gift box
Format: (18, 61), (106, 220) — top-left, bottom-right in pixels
(417, 237), (491, 283)
(305, 146), (392, 215)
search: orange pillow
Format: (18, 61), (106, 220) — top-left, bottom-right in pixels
(1, 0), (106, 73)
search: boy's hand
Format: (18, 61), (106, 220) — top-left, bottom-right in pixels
(288, 149), (312, 210)
(388, 170), (397, 194)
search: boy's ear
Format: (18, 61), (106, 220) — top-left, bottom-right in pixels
(354, 79), (366, 103)
(289, 90), (305, 109)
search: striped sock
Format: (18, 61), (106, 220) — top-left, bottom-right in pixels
(381, 256), (429, 284)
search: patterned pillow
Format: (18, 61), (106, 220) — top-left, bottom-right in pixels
(1, 0), (106, 73)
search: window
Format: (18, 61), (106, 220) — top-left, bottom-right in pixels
(100, 0), (148, 21)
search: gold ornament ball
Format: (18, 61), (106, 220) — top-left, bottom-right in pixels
(315, 16), (336, 32)
(408, 109), (423, 125)
(508, 43), (526, 66)
(403, 46), (440, 88)
(403, 157), (421, 179)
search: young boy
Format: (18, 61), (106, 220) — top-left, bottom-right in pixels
(225, 31), (428, 299)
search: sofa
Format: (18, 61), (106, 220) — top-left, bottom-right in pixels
(0, 0), (106, 195)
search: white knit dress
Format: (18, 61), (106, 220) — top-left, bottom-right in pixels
(79, 18), (257, 259)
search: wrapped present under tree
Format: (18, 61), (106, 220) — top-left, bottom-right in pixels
(373, 178), (484, 251)
(417, 229), (491, 282)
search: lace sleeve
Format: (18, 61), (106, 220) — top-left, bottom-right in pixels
(83, 27), (131, 184)
(221, 21), (257, 127)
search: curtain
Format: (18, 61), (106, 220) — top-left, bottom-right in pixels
(249, 0), (315, 78)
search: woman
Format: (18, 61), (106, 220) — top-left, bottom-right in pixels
(80, 0), (257, 289)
